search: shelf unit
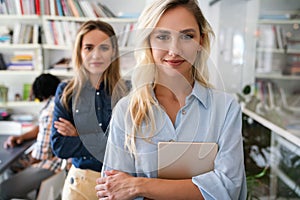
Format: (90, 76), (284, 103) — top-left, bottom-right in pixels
(0, 1), (142, 115)
(242, 107), (300, 146)
(243, 107), (300, 198)
(41, 15), (137, 78)
(254, 0), (300, 100)
(255, 73), (300, 80)
(243, 1), (300, 197)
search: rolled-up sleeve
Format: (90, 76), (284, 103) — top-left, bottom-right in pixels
(192, 100), (247, 200)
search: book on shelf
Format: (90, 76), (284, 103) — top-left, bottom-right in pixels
(18, 0), (37, 15)
(49, 0), (58, 16)
(67, 0), (80, 17)
(12, 23), (21, 44)
(7, 63), (34, 71)
(0, 53), (6, 70)
(48, 57), (73, 74)
(98, 3), (116, 18)
(275, 26), (284, 49)
(0, 26), (11, 44)
(35, 0), (40, 15)
(286, 37), (300, 50)
(73, 0), (84, 17)
(260, 14), (292, 20)
(257, 25), (277, 49)
(32, 24), (39, 44)
(7, 61), (34, 70)
(48, 57), (72, 74)
(11, 52), (34, 60)
(259, 10), (300, 20)
(91, 1), (106, 18)
(0, 35), (10, 44)
(22, 25), (33, 44)
(50, 21), (59, 45)
(55, 0), (64, 16)
(255, 49), (286, 74)
(61, 0), (71, 16)
(125, 23), (136, 47)
(283, 67), (300, 76)
(61, 21), (72, 46)
(14, 0), (22, 15)
(23, 83), (32, 101)
(78, 0), (96, 18)
(257, 24), (287, 50)
(6, 51), (34, 71)
(44, 19), (82, 46)
(51, 57), (71, 69)
(290, 66), (300, 75)
(0, 1), (8, 14)
(54, 21), (66, 45)
(4, 0), (16, 15)
(0, 0), (119, 18)
(19, 0), (24, 15)
(44, 20), (54, 45)
(12, 24), (38, 44)
(118, 23), (131, 48)
(43, 0), (50, 15)
(116, 23), (136, 48)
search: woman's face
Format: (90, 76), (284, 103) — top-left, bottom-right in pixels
(81, 29), (114, 77)
(150, 6), (201, 80)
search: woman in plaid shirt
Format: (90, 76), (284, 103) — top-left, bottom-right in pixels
(0, 73), (63, 200)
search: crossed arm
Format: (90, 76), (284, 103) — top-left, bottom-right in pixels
(95, 170), (203, 200)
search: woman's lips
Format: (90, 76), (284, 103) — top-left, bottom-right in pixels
(164, 59), (184, 66)
(89, 61), (104, 66)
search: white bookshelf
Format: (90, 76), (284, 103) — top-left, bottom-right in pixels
(0, 0), (144, 115)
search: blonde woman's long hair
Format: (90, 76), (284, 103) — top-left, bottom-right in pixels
(61, 20), (125, 110)
(125, 0), (215, 155)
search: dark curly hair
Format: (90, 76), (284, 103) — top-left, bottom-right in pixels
(32, 73), (60, 101)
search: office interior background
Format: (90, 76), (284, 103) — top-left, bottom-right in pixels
(0, 0), (299, 199)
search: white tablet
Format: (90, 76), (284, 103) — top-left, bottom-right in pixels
(158, 142), (218, 179)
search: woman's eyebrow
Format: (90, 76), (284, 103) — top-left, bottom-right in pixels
(180, 29), (196, 34)
(153, 29), (171, 34)
(153, 28), (196, 34)
(82, 43), (94, 47)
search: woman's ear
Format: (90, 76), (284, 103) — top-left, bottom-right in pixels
(199, 33), (204, 47)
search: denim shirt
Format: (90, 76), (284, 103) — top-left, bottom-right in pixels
(102, 82), (247, 199)
(51, 81), (111, 172)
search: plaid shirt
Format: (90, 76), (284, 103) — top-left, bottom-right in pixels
(31, 97), (63, 173)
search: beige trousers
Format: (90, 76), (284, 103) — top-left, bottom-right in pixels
(62, 165), (100, 200)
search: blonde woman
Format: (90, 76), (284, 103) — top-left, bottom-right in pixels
(50, 20), (127, 200)
(96, 0), (247, 199)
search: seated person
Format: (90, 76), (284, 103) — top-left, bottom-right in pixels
(0, 73), (63, 200)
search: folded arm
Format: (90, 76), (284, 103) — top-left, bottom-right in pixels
(95, 170), (204, 200)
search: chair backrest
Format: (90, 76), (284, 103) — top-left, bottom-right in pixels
(36, 170), (66, 200)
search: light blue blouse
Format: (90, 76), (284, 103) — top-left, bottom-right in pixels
(102, 82), (247, 200)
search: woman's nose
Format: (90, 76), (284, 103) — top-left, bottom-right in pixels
(91, 47), (102, 58)
(168, 39), (181, 56)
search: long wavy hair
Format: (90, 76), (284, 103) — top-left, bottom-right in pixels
(125, 0), (215, 155)
(61, 20), (126, 110)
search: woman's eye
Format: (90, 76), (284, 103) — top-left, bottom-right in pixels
(181, 34), (194, 40)
(99, 45), (110, 51)
(156, 35), (170, 41)
(84, 46), (93, 51)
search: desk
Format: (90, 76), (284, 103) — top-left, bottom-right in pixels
(0, 135), (35, 174)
